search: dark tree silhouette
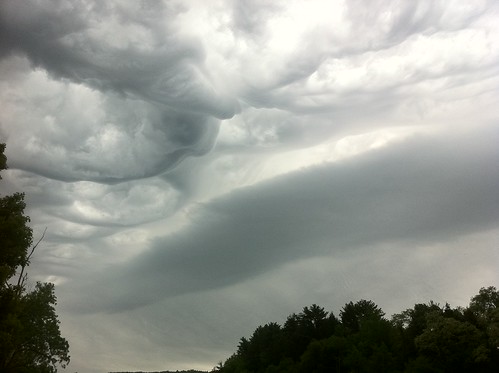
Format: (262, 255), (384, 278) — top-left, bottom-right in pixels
(216, 287), (499, 373)
(339, 299), (385, 333)
(0, 143), (70, 372)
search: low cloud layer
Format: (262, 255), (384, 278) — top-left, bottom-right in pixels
(1, 1), (498, 372)
(73, 125), (499, 312)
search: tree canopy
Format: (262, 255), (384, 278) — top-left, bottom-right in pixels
(0, 143), (70, 372)
(215, 287), (499, 373)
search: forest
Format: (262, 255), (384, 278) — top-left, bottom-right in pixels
(109, 370), (208, 373)
(213, 286), (499, 373)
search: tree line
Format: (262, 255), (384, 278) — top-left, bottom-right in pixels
(109, 370), (208, 373)
(214, 287), (499, 373)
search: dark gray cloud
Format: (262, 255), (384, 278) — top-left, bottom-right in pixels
(72, 124), (499, 312)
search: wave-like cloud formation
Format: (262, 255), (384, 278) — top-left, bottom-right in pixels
(2, 2), (499, 372)
(0, 0), (238, 182)
(72, 125), (499, 312)
(1, 0), (497, 184)
(0, 1), (238, 117)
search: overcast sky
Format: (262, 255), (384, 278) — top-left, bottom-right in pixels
(1, 1), (498, 372)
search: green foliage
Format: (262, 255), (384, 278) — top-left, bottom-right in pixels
(467, 286), (499, 326)
(0, 143), (6, 175)
(109, 371), (208, 373)
(415, 313), (484, 372)
(339, 299), (385, 333)
(215, 287), (499, 373)
(0, 192), (33, 285)
(281, 304), (338, 362)
(0, 143), (69, 372)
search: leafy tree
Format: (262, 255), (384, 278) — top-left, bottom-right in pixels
(244, 322), (283, 371)
(282, 305), (337, 362)
(0, 164), (33, 286)
(299, 305), (328, 329)
(466, 286), (499, 326)
(216, 287), (498, 372)
(464, 286), (499, 371)
(0, 143), (69, 372)
(298, 338), (335, 373)
(339, 299), (385, 333)
(298, 304), (336, 339)
(415, 313), (485, 372)
(265, 357), (298, 373)
(392, 301), (443, 361)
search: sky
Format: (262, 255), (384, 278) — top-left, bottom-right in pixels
(0, 0), (498, 372)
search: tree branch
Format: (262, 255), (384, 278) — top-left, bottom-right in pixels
(16, 227), (47, 291)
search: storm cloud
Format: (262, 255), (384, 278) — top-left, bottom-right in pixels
(0, 0), (237, 183)
(74, 125), (499, 312)
(1, 1), (498, 372)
